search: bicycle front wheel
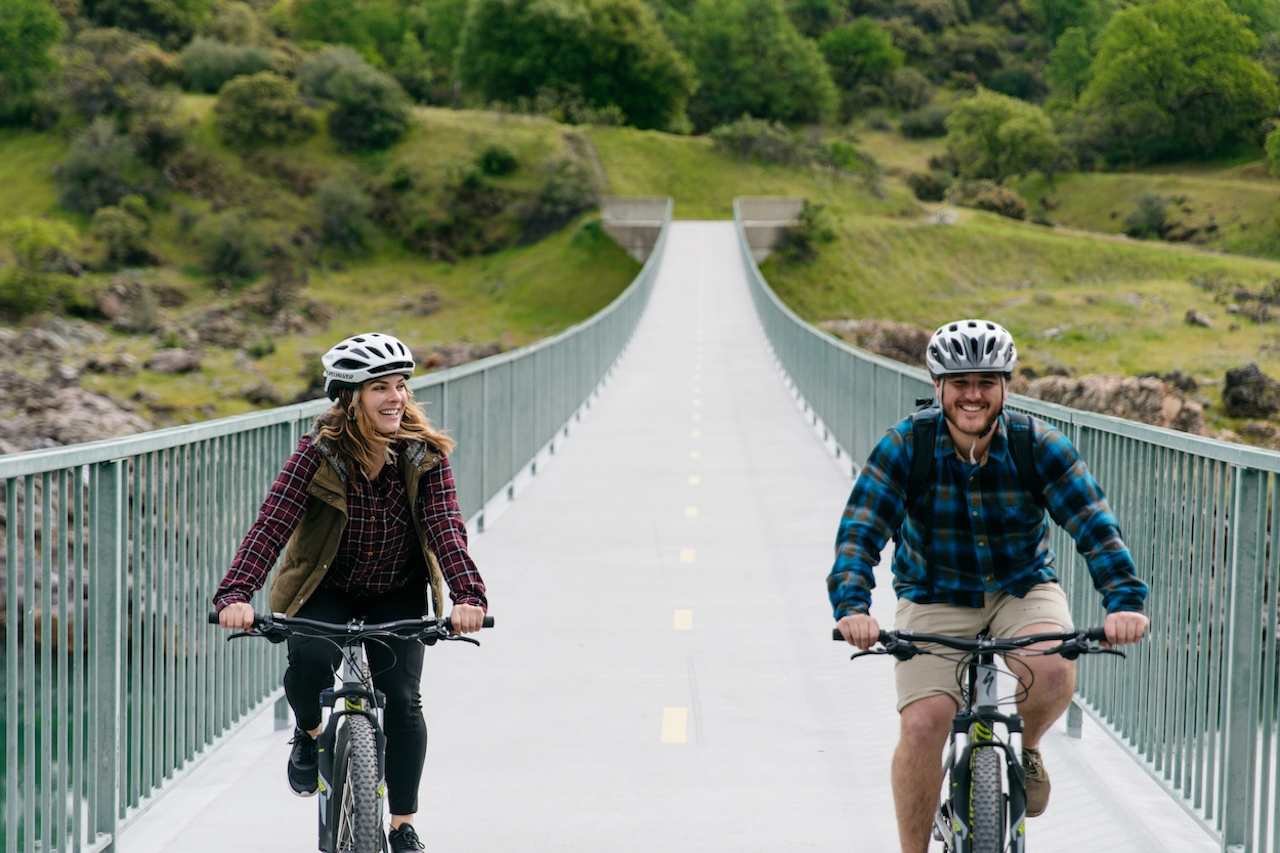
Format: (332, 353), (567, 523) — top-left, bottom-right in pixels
(970, 745), (1005, 853)
(332, 715), (385, 853)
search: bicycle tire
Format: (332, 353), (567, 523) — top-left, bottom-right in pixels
(332, 715), (385, 853)
(970, 746), (1004, 853)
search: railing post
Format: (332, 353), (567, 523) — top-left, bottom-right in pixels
(90, 459), (126, 852)
(1222, 467), (1265, 853)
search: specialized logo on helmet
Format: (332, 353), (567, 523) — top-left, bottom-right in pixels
(925, 319), (1017, 378)
(322, 332), (416, 400)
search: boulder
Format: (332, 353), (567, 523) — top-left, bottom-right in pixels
(84, 350), (140, 376)
(1185, 309), (1213, 328)
(1222, 363), (1280, 419)
(0, 371), (152, 452)
(818, 318), (931, 368)
(193, 309), (248, 348)
(96, 274), (159, 333)
(147, 348), (202, 374)
(1023, 373), (1209, 435)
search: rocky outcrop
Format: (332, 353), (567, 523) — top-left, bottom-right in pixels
(147, 348), (202, 373)
(1021, 373), (1209, 435)
(819, 318), (931, 368)
(1222, 363), (1280, 419)
(0, 371), (153, 454)
(412, 341), (507, 371)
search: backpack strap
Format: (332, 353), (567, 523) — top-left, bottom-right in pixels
(901, 408), (939, 594)
(1004, 411), (1047, 509)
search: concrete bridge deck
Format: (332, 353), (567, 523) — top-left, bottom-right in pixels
(119, 222), (1217, 852)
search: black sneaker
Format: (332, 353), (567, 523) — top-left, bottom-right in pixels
(388, 824), (425, 853)
(287, 727), (318, 797)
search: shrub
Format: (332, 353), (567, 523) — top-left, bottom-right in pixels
(53, 118), (146, 214)
(1122, 192), (1168, 239)
(56, 28), (168, 122)
(886, 66), (931, 111)
(0, 217), (82, 318)
(325, 65), (410, 151)
(180, 36), (276, 93)
(523, 85), (626, 126)
(709, 115), (812, 165)
(899, 105), (950, 138)
(85, 0), (212, 47)
(198, 211), (266, 280)
(516, 162), (598, 245)
(777, 201), (835, 264)
(906, 170), (950, 201)
(129, 110), (190, 165)
(477, 144), (518, 177)
(315, 177), (373, 252)
(92, 205), (151, 266)
(951, 180), (1027, 220)
(213, 71), (315, 147)
(297, 45), (367, 98)
(1267, 126), (1280, 177)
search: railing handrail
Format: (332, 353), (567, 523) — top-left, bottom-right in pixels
(0, 208), (674, 479)
(731, 199), (1280, 472)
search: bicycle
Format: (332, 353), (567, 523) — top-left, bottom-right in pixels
(209, 611), (494, 853)
(833, 626), (1122, 853)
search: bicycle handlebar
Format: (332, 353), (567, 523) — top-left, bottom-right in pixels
(829, 626), (1106, 646)
(830, 625), (1119, 661)
(207, 611), (494, 641)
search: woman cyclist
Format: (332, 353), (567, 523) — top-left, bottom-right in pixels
(213, 332), (488, 853)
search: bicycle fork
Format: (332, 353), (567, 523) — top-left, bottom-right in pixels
(940, 659), (1027, 853)
(316, 645), (389, 853)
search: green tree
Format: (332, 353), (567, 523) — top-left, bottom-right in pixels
(290, 0), (404, 66)
(820, 17), (903, 91)
(0, 217), (81, 317)
(457, 0), (695, 130)
(945, 88), (1062, 183)
(786, 0), (846, 39)
(1045, 26), (1091, 105)
(325, 64), (410, 150)
(683, 0), (837, 131)
(213, 71), (316, 147)
(1227, 0), (1280, 35)
(1075, 0), (1278, 163)
(1020, 0), (1112, 44)
(85, 0), (212, 47)
(0, 0), (62, 124)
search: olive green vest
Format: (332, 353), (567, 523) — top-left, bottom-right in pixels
(267, 435), (447, 618)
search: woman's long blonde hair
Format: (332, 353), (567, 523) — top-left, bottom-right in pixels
(315, 380), (455, 483)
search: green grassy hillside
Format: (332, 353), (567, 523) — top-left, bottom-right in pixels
(0, 102), (639, 424)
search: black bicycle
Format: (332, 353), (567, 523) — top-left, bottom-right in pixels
(210, 612), (493, 853)
(834, 626), (1122, 853)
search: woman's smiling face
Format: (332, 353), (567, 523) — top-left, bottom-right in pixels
(358, 374), (410, 434)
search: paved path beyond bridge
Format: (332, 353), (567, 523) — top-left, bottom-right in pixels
(120, 222), (1217, 853)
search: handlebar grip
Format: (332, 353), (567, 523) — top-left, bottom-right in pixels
(208, 611), (219, 625)
(1084, 627), (1107, 642)
(830, 627), (890, 644)
(442, 616), (495, 631)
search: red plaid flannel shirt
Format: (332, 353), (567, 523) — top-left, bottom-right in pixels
(214, 435), (486, 611)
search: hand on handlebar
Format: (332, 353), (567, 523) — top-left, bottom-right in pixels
(219, 602), (255, 631)
(448, 603), (485, 635)
(1103, 610), (1148, 648)
(836, 613), (881, 650)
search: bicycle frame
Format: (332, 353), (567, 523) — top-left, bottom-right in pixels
(317, 643), (388, 853)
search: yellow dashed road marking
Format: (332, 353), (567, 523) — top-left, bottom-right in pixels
(673, 610), (693, 630)
(685, 506), (698, 517)
(661, 708), (688, 743)
(692, 414), (701, 421)
(691, 430), (701, 438)
(689, 450), (700, 459)
(688, 475), (700, 485)
(679, 548), (696, 563)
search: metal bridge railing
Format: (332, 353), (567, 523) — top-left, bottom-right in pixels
(0, 198), (672, 853)
(734, 199), (1278, 853)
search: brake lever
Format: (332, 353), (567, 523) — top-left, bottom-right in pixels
(849, 647), (889, 661)
(442, 634), (481, 647)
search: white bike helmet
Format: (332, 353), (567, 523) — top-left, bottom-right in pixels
(925, 319), (1017, 378)
(322, 333), (415, 400)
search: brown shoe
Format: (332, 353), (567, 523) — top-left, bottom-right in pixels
(1022, 747), (1050, 817)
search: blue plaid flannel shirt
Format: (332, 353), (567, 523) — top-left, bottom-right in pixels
(828, 410), (1148, 619)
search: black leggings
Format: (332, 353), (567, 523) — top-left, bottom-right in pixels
(284, 584), (427, 816)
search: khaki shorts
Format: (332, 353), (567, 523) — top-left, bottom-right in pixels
(893, 582), (1073, 713)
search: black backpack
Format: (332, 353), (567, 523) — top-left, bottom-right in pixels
(899, 399), (1046, 593)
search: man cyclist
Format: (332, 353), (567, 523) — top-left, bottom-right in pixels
(829, 319), (1149, 853)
